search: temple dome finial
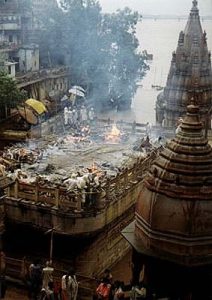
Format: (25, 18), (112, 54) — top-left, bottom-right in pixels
(191, 0), (198, 12)
(192, 0), (198, 7)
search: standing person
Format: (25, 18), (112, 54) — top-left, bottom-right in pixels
(61, 268), (78, 300)
(81, 106), (87, 125)
(88, 107), (96, 126)
(46, 281), (55, 300)
(64, 107), (69, 126)
(0, 251), (6, 299)
(68, 108), (73, 127)
(28, 260), (42, 300)
(113, 281), (124, 300)
(72, 110), (78, 128)
(103, 269), (113, 285)
(77, 106), (82, 124)
(42, 261), (54, 291)
(61, 272), (69, 300)
(146, 122), (152, 137)
(131, 121), (136, 135)
(130, 282), (146, 300)
(40, 281), (55, 300)
(68, 268), (78, 300)
(0, 275), (6, 299)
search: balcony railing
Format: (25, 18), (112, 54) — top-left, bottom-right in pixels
(0, 41), (20, 50)
(6, 150), (157, 214)
(16, 66), (70, 86)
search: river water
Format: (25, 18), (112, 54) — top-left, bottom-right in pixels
(105, 18), (212, 126)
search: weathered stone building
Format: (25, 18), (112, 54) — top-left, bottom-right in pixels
(0, 0), (69, 103)
(123, 99), (212, 299)
(16, 67), (69, 101)
(156, 0), (212, 129)
(0, 0), (38, 75)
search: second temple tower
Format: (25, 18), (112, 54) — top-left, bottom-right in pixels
(156, 0), (212, 129)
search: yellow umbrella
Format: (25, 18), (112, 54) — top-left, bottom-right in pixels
(25, 98), (47, 115)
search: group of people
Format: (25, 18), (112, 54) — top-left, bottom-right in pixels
(95, 269), (121, 300)
(27, 260), (78, 300)
(27, 260), (54, 300)
(95, 269), (147, 300)
(63, 105), (96, 128)
(61, 268), (78, 300)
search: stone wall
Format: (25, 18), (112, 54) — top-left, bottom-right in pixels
(75, 206), (134, 277)
(0, 196), (5, 250)
(4, 181), (142, 236)
(17, 68), (70, 101)
(18, 46), (39, 72)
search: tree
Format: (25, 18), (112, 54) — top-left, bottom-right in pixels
(0, 72), (27, 120)
(95, 7), (147, 110)
(37, 0), (148, 111)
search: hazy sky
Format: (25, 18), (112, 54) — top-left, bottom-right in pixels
(98, 0), (212, 15)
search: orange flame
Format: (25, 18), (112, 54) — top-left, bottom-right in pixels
(105, 124), (121, 143)
(91, 161), (97, 172)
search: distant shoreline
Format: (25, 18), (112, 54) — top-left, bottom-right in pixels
(142, 15), (212, 20)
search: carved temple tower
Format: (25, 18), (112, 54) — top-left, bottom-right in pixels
(156, 0), (212, 128)
(123, 97), (212, 299)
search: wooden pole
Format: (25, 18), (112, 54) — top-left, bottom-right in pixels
(50, 229), (54, 263)
(205, 117), (208, 139)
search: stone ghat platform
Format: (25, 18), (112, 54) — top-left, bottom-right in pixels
(4, 150), (157, 236)
(0, 128), (161, 282)
(1, 122), (160, 236)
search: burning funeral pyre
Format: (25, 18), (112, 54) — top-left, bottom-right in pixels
(0, 122), (160, 215)
(105, 123), (122, 143)
(2, 136), (144, 187)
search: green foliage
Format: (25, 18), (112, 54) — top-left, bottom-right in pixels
(38, 0), (148, 111)
(0, 72), (27, 120)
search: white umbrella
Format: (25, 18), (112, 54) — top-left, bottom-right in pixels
(68, 88), (85, 98)
(71, 85), (85, 93)
(61, 95), (68, 102)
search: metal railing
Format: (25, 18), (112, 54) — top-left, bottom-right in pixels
(4, 255), (97, 295)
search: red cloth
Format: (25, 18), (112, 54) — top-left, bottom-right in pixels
(61, 290), (69, 300)
(53, 280), (61, 296)
(96, 283), (111, 300)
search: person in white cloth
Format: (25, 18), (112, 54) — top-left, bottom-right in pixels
(42, 260), (54, 291)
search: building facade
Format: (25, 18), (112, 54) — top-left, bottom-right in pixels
(0, 0), (69, 102)
(0, 0), (38, 76)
